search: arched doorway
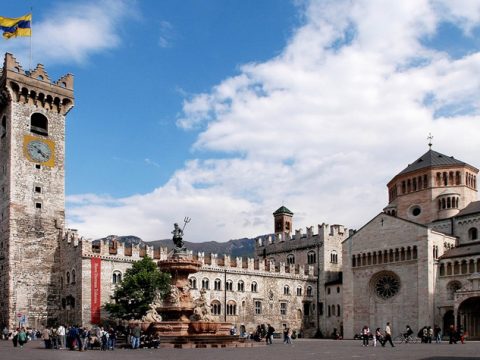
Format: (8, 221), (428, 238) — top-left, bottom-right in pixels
(443, 310), (454, 335)
(458, 297), (480, 339)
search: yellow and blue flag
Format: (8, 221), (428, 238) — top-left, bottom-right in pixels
(0, 14), (32, 39)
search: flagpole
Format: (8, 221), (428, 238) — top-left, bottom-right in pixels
(29, 8), (33, 70)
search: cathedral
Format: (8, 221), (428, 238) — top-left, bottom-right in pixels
(0, 53), (479, 339)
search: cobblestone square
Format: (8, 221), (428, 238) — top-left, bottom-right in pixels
(1, 339), (479, 360)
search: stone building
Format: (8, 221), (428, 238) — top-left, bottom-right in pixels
(0, 53), (74, 329)
(343, 148), (480, 339)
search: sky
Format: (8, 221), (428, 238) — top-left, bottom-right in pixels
(1, 0), (480, 243)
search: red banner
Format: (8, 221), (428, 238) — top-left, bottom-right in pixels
(91, 257), (101, 324)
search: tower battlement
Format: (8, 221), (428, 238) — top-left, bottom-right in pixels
(1, 53), (74, 115)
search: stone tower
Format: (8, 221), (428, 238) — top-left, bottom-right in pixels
(273, 206), (293, 235)
(0, 53), (74, 329)
(384, 148), (478, 224)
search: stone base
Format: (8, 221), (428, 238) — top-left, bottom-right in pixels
(158, 335), (263, 348)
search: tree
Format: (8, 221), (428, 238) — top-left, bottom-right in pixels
(104, 256), (171, 320)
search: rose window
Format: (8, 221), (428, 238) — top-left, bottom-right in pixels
(374, 273), (400, 299)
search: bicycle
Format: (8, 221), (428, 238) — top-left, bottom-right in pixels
(393, 334), (420, 344)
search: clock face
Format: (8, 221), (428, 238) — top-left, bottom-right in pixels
(27, 140), (52, 163)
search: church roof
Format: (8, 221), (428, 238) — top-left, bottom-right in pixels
(456, 200), (480, 217)
(273, 206), (293, 215)
(398, 149), (469, 176)
(440, 241), (480, 259)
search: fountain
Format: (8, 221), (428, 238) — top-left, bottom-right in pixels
(145, 219), (254, 348)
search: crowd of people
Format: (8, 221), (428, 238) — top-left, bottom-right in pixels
(358, 323), (466, 347)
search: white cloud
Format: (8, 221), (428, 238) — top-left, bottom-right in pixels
(1, 0), (136, 66)
(67, 0), (480, 243)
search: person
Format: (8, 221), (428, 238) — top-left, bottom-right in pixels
(101, 327), (109, 351)
(131, 324), (141, 349)
(361, 325), (370, 346)
(403, 325), (413, 341)
(427, 326), (433, 343)
(51, 326), (58, 349)
(12, 328), (18, 347)
(41, 327), (51, 349)
(2, 326), (8, 340)
(374, 328), (384, 347)
(458, 327), (465, 344)
(422, 326), (428, 343)
(434, 324), (441, 343)
(382, 322), (395, 347)
(108, 327), (116, 350)
(81, 327), (89, 351)
(449, 324), (457, 344)
(17, 328), (27, 348)
(266, 324), (275, 345)
(57, 325), (66, 349)
(332, 328), (341, 340)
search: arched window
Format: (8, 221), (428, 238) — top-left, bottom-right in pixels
(71, 269), (76, 284)
(211, 301), (221, 315)
(468, 227), (478, 241)
(284, 285), (290, 295)
(337, 304), (341, 317)
(112, 271), (122, 284)
(330, 251), (338, 264)
(251, 281), (258, 293)
(296, 287), (303, 296)
(307, 286), (313, 297)
(1, 115), (6, 138)
(237, 280), (244, 292)
(66, 271), (70, 285)
(214, 278), (221, 291)
(286, 254), (295, 265)
(202, 278), (209, 290)
(226, 280), (233, 291)
(189, 277), (197, 289)
(30, 113), (48, 136)
(331, 304), (335, 316)
(226, 301), (237, 315)
(307, 251), (316, 264)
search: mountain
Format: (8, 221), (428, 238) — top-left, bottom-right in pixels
(93, 235), (257, 258)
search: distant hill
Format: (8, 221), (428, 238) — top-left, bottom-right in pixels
(93, 235), (256, 258)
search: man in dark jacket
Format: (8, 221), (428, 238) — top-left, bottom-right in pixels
(266, 324), (275, 345)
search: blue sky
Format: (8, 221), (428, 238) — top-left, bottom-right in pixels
(2, 1), (480, 242)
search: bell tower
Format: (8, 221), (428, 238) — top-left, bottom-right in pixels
(0, 53), (74, 329)
(273, 206), (293, 235)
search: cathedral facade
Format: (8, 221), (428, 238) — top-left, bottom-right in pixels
(1, 54), (479, 339)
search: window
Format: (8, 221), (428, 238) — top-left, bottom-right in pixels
(327, 287), (331, 295)
(254, 300), (262, 315)
(468, 227), (478, 241)
(296, 287), (302, 296)
(66, 272), (70, 285)
(330, 251), (338, 264)
(211, 301), (221, 315)
(30, 113), (48, 136)
(237, 280), (244, 292)
(226, 280), (233, 291)
(251, 281), (258, 292)
(226, 301), (236, 315)
(113, 271), (122, 284)
(34, 186), (42, 193)
(202, 278), (209, 290)
(284, 285), (290, 295)
(287, 254), (295, 265)
(71, 269), (76, 284)
(307, 286), (313, 297)
(1, 115), (5, 138)
(214, 278), (221, 291)
(307, 251), (316, 264)
(35, 202), (42, 209)
(337, 286), (340, 293)
(280, 302), (287, 315)
(337, 304), (341, 317)
(189, 277), (197, 289)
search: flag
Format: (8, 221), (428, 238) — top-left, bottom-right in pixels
(0, 14), (32, 39)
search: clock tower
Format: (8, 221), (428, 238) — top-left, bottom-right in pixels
(0, 53), (74, 329)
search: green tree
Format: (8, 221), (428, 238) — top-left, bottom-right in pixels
(104, 256), (171, 320)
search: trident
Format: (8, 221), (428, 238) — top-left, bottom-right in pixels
(182, 217), (191, 231)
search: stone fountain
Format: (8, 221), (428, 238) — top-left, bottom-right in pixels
(145, 220), (252, 348)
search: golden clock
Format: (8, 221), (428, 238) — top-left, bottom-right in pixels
(23, 135), (55, 167)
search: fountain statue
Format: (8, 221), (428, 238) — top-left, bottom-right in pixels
(142, 219), (251, 348)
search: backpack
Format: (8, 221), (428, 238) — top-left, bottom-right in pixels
(18, 331), (26, 342)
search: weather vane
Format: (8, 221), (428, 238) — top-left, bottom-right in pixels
(427, 133), (433, 149)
